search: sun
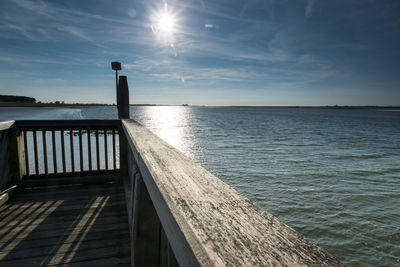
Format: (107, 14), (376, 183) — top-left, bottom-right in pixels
(151, 3), (177, 36)
(158, 13), (175, 33)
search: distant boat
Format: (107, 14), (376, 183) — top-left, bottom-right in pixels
(182, 104), (189, 106)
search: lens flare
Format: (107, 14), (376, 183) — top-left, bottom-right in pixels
(151, 3), (177, 36)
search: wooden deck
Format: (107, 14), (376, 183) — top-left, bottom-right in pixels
(0, 183), (131, 266)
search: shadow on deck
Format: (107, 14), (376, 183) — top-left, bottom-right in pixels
(0, 183), (130, 266)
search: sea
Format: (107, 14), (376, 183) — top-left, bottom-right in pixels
(0, 106), (399, 266)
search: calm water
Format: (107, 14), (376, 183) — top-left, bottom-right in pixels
(1, 106), (399, 266)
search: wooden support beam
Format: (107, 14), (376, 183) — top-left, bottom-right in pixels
(117, 76), (130, 119)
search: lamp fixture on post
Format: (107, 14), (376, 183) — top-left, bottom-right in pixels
(111, 61), (121, 91)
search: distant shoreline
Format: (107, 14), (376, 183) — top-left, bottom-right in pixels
(0, 102), (399, 109)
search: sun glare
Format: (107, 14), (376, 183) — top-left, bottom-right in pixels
(151, 3), (177, 37)
(158, 13), (175, 33)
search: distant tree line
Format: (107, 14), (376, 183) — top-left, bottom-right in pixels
(0, 95), (36, 103)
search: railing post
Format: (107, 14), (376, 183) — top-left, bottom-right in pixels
(117, 76), (130, 119)
(117, 76), (129, 181)
(5, 127), (26, 189)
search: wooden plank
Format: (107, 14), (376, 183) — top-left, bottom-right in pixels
(122, 119), (344, 267)
(10, 190), (125, 202)
(70, 130), (75, 173)
(104, 129), (108, 170)
(52, 130), (57, 174)
(42, 130), (48, 175)
(22, 169), (120, 180)
(112, 129), (116, 170)
(96, 129), (100, 170)
(87, 129), (92, 172)
(22, 175), (118, 188)
(53, 256), (131, 267)
(23, 131), (29, 175)
(0, 229), (129, 252)
(1, 221), (128, 243)
(0, 203), (126, 226)
(2, 211), (127, 231)
(11, 128), (26, 185)
(13, 184), (123, 199)
(1, 216), (128, 237)
(32, 130), (39, 175)
(0, 238), (129, 260)
(79, 129), (83, 172)
(0, 182), (131, 266)
(61, 130), (66, 173)
(15, 120), (120, 130)
(0, 242), (130, 266)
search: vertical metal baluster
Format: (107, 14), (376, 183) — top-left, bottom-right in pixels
(42, 130), (48, 175)
(61, 130), (66, 173)
(52, 130), (57, 174)
(70, 130), (75, 173)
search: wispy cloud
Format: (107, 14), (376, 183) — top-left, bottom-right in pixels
(6, 23), (35, 40)
(60, 26), (104, 47)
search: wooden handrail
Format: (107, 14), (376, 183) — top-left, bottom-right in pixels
(0, 120), (15, 131)
(121, 119), (344, 266)
(15, 119), (120, 130)
(14, 120), (121, 183)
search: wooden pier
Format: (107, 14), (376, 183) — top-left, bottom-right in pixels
(0, 76), (344, 266)
(0, 118), (344, 266)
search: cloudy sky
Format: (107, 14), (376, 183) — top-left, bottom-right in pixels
(0, 0), (399, 105)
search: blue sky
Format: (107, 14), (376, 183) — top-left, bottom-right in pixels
(0, 0), (399, 105)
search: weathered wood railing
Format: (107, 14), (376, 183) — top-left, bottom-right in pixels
(0, 121), (21, 205)
(121, 119), (344, 267)
(0, 117), (344, 266)
(1, 120), (121, 188)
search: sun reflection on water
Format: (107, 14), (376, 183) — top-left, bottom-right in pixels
(140, 106), (196, 159)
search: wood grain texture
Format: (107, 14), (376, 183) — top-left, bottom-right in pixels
(0, 183), (130, 266)
(122, 119), (344, 267)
